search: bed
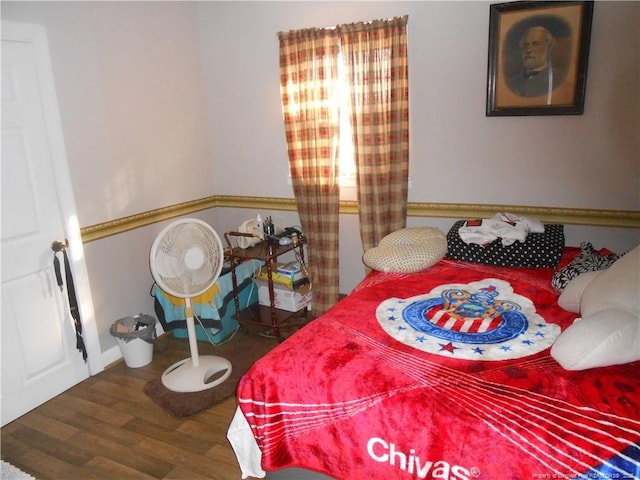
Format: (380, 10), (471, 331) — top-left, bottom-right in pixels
(227, 225), (640, 480)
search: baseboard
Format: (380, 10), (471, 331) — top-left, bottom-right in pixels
(101, 344), (123, 369)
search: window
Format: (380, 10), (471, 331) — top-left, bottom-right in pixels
(286, 49), (355, 188)
(337, 51), (355, 186)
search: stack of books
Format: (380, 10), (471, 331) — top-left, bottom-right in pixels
(254, 261), (307, 290)
(254, 261), (312, 312)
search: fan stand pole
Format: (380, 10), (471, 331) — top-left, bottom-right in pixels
(160, 297), (232, 392)
(185, 298), (200, 367)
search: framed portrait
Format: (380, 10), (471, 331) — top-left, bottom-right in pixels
(486, 1), (594, 116)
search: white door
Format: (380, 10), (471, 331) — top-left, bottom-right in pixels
(1, 21), (103, 426)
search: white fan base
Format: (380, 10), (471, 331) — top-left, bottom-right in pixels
(161, 355), (232, 393)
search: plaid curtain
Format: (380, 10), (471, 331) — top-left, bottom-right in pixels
(277, 27), (341, 316)
(340, 16), (410, 252)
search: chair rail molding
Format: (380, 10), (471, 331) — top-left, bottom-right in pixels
(81, 195), (640, 243)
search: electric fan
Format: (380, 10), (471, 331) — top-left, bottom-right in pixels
(149, 218), (232, 392)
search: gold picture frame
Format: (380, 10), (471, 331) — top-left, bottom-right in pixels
(486, 1), (594, 116)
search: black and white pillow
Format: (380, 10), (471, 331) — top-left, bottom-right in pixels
(551, 241), (622, 292)
(445, 220), (565, 268)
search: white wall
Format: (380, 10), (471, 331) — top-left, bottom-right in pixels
(196, 0), (639, 291)
(2, 1), (638, 353)
(197, 1), (639, 210)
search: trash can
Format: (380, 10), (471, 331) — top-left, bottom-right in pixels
(110, 314), (157, 368)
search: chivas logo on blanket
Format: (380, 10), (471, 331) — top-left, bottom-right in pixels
(376, 278), (560, 360)
(434, 285), (521, 335)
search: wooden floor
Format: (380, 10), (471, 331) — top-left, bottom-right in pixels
(1, 332), (276, 480)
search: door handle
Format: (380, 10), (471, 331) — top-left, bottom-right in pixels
(51, 240), (67, 291)
(51, 240), (67, 252)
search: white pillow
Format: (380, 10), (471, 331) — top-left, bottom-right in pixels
(582, 245), (640, 318)
(557, 271), (600, 313)
(551, 245), (640, 370)
(551, 310), (639, 370)
(363, 227), (447, 273)
(378, 226), (446, 248)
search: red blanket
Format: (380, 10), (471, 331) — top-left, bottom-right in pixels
(237, 256), (640, 479)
